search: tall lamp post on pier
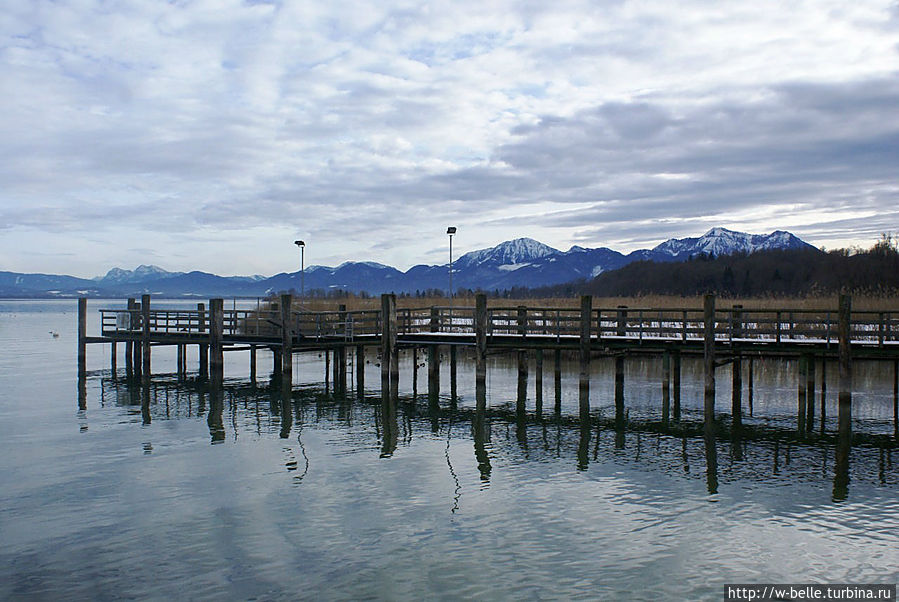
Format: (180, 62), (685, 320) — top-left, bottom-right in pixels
(294, 240), (305, 301)
(447, 226), (456, 305)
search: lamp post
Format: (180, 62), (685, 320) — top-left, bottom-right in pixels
(446, 227), (456, 303)
(294, 240), (305, 300)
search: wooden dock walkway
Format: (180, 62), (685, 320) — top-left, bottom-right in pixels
(77, 293), (899, 441)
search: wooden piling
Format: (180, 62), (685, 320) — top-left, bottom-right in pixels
(110, 341), (117, 377)
(388, 295), (398, 402)
(673, 350), (681, 421)
(429, 307), (440, 399)
(141, 294), (151, 383)
(338, 304), (347, 393)
(356, 344), (365, 398)
(615, 355), (625, 429)
(130, 298), (141, 381)
(894, 359), (898, 439)
(732, 305), (742, 430)
(280, 293), (293, 388)
(518, 306), (528, 416)
(806, 354), (815, 432)
(125, 298), (135, 379)
(703, 293), (716, 435)
(838, 294), (852, 441)
(820, 358), (827, 434)
(662, 350), (671, 426)
(616, 305), (627, 337)
(450, 345), (458, 403)
(412, 347), (419, 397)
(748, 356), (754, 416)
(554, 348), (562, 413)
(381, 294), (391, 399)
(77, 298), (87, 379)
(475, 294), (487, 408)
(797, 354), (807, 433)
(579, 295), (592, 421)
(176, 344), (184, 378)
(209, 298), (224, 385)
(535, 348), (544, 416)
(249, 345), (257, 383)
(197, 303), (208, 380)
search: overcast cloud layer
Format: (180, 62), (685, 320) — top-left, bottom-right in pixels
(1, 0), (897, 277)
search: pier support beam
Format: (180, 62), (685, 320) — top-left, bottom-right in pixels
(838, 294), (852, 440)
(209, 298), (224, 386)
(475, 294), (487, 410)
(280, 294), (293, 389)
(517, 306), (528, 417)
(615, 355), (625, 429)
(389, 296), (398, 403)
(130, 298), (141, 381)
(731, 305), (743, 431)
(798, 354), (808, 434)
(249, 345), (257, 383)
(381, 294), (398, 403)
(356, 344), (365, 398)
(662, 350), (670, 426)
(450, 346), (458, 404)
(703, 293), (716, 436)
(893, 359), (898, 439)
(429, 307), (440, 400)
(141, 294), (151, 384)
(110, 341), (117, 377)
(125, 298), (135, 379)
(673, 351), (681, 421)
(806, 354), (816, 432)
(338, 305), (347, 393)
(197, 303), (208, 380)
(554, 348), (562, 414)
(579, 295), (592, 422)
(77, 298), (87, 380)
(535, 348), (544, 417)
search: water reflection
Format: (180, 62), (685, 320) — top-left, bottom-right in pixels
(86, 350), (899, 506)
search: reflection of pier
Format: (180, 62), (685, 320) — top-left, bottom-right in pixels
(93, 373), (897, 502)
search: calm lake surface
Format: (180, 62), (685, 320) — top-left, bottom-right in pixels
(1, 299), (897, 600)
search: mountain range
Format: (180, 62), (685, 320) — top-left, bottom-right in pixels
(0, 228), (815, 298)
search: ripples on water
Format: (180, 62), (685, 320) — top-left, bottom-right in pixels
(1, 300), (898, 599)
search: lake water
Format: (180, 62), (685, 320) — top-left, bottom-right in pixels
(1, 299), (897, 600)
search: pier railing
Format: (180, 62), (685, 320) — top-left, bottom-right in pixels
(99, 305), (898, 347)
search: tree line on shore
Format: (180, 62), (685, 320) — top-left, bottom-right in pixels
(281, 235), (899, 301)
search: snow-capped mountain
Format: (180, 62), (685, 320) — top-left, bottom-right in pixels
(1, 228), (818, 297)
(455, 238), (558, 270)
(95, 265), (184, 284)
(649, 228), (812, 260)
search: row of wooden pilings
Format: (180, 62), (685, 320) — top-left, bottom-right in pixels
(78, 292), (862, 441)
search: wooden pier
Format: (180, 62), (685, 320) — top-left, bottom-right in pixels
(78, 293), (899, 439)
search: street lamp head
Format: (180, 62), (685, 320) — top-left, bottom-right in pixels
(446, 227), (456, 235)
(294, 240), (305, 247)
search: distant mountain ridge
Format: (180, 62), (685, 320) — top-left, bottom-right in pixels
(0, 228), (816, 297)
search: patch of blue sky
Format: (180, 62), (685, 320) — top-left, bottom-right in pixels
(406, 30), (513, 66)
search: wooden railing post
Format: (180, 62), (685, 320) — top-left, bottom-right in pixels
(141, 294), (151, 382)
(198, 303), (208, 379)
(381, 294), (391, 399)
(838, 294), (852, 440)
(579, 295), (592, 421)
(77, 298), (87, 380)
(280, 294), (293, 388)
(475, 294), (488, 408)
(703, 294), (716, 435)
(616, 305), (627, 337)
(123, 298), (134, 379)
(389, 295), (399, 402)
(210, 298), (224, 385)
(429, 306), (440, 399)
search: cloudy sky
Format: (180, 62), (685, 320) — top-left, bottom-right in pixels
(1, 0), (897, 278)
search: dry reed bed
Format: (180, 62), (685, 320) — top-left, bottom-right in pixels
(285, 294), (899, 313)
